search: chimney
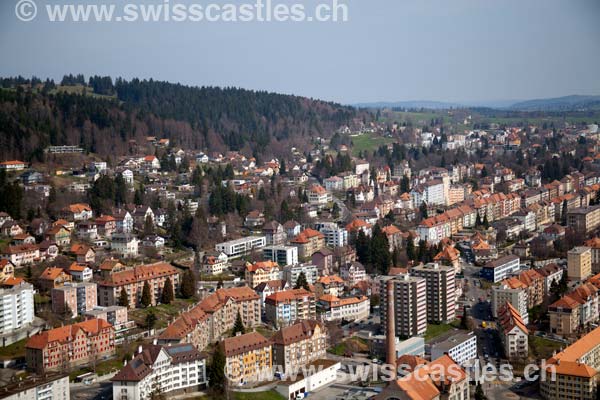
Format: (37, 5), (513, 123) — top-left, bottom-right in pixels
(138, 345), (142, 354)
(386, 280), (397, 380)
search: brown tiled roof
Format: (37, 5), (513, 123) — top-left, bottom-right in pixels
(100, 263), (178, 286)
(271, 320), (323, 346)
(222, 332), (270, 357)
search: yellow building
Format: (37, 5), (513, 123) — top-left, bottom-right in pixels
(222, 332), (272, 386)
(568, 246), (592, 281)
(245, 261), (280, 288)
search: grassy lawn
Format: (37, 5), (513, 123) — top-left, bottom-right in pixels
(128, 298), (197, 329)
(0, 338), (27, 360)
(328, 342), (347, 356)
(233, 391), (285, 400)
(68, 357), (124, 381)
(529, 335), (564, 359)
(351, 132), (396, 156)
(424, 323), (455, 342)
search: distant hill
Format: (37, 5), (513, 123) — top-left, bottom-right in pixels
(508, 95), (600, 111)
(354, 100), (463, 110)
(0, 76), (362, 161)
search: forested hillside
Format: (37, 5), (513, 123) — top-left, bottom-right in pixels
(0, 76), (361, 161)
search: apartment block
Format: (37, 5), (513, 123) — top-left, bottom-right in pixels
(98, 263), (180, 308)
(271, 320), (327, 375)
(492, 283), (529, 325)
(568, 246), (592, 281)
(379, 275), (427, 338)
(283, 263), (319, 287)
(265, 289), (316, 328)
(0, 281), (34, 336)
(51, 281), (97, 318)
(222, 332), (272, 386)
(540, 326), (600, 400)
(567, 205), (600, 234)
(111, 343), (207, 400)
(26, 319), (115, 374)
(430, 332), (477, 366)
(497, 302), (528, 360)
(263, 245), (298, 267)
(0, 373), (70, 400)
(411, 263), (456, 323)
(317, 295), (370, 322)
(245, 261), (281, 288)
(215, 236), (266, 259)
(481, 255), (520, 283)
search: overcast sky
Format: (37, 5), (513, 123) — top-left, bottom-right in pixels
(1, 0), (599, 104)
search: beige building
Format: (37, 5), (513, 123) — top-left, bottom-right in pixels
(379, 274), (427, 338)
(245, 261), (280, 288)
(265, 289), (316, 328)
(271, 320), (327, 374)
(568, 246), (592, 281)
(567, 206), (600, 234)
(541, 325), (600, 400)
(97, 262), (180, 308)
(498, 302), (528, 360)
(411, 263), (456, 324)
(158, 286), (261, 351)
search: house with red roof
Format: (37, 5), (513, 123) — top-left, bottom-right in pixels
(25, 319), (115, 374)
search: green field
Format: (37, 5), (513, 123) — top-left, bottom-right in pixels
(424, 322), (459, 342)
(351, 132), (396, 156)
(529, 335), (564, 359)
(0, 338), (27, 360)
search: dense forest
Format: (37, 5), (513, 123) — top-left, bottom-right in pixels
(0, 75), (361, 161)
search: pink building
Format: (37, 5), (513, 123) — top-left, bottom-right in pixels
(51, 282), (97, 318)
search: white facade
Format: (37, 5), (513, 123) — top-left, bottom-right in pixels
(112, 344), (207, 400)
(110, 234), (139, 258)
(430, 332), (478, 366)
(503, 325), (528, 359)
(276, 360), (340, 400)
(0, 282), (35, 335)
(2, 374), (70, 400)
(319, 296), (370, 322)
(340, 262), (367, 286)
(283, 264), (319, 287)
(263, 246), (298, 267)
(216, 236), (266, 259)
(318, 224), (348, 248)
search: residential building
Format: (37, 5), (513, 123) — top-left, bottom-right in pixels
(0, 244), (40, 267)
(411, 262), (456, 323)
(262, 221), (287, 245)
(0, 373), (70, 400)
(265, 289), (316, 328)
(201, 252), (229, 275)
(245, 261), (280, 288)
(84, 306), (129, 330)
(567, 205), (600, 234)
(318, 295), (370, 322)
(263, 245), (298, 267)
(38, 267), (72, 292)
(537, 263), (564, 296)
(481, 255), (520, 283)
(540, 325), (600, 400)
(548, 283), (599, 336)
(51, 282), (98, 318)
(290, 229), (325, 259)
(307, 185), (331, 208)
(110, 233), (139, 258)
(111, 343), (207, 400)
(275, 359), (340, 400)
(497, 302), (528, 360)
(26, 319), (115, 374)
(283, 263), (318, 287)
(271, 320), (327, 375)
(62, 203), (93, 221)
(98, 263), (180, 308)
(254, 280), (290, 309)
(317, 222), (348, 248)
(584, 237), (600, 274)
(492, 283), (529, 325)
(379, 274), (427, 338)
(430, 332), (478, 367)
(215, 236), (266, 259)
(44, 225), (71, 247)
(340, 262), (367, 286)
(222, 332), (272, 386)
(158, 286), (261, 351)
(311, 248), (334, 276)
(0, 281), (34, 336)
(313, 275), (345, 297)
(568, 246), (592, 281)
